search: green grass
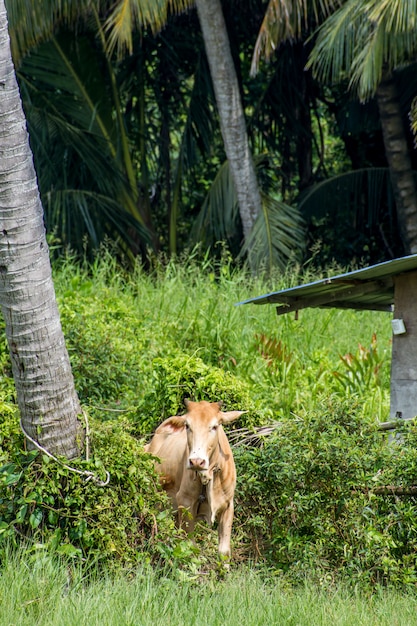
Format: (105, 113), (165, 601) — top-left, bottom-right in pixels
(1, 551), (417, 626)
(53, 250), (392, 426)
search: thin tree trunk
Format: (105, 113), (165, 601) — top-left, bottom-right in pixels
(195, 0), (262, 244)
(0, 0), (82, 459)
(376, 74), (417, 254)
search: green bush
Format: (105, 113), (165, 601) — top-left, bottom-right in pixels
(0, 407), (192, 570)
(234, 396), (417, 587)
(58, 277), (148, 407)
(137, 352), (264, 434)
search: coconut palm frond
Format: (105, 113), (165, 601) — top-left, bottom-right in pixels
(166, 0), (193, 16)
(251, 0), (340, 76)
(190, 161), (239, 248)
(349, 28), (386, 101)
(169, 53), (216, 254)
(306, 0), (369, 86)
(20, 35), (117, 146)
(252, 0), (306, 71)
(309, 0), (417, 100)
(367, 0), (417, 36)
(45, 189), (150, 255)
(350, 5), (417, 101)
(27, 106), (152, 255)
(6, 0), (93, 65)
(241, 194), (306, 273)
(18, 34), (152, 256)
(298, 168), (394, 225)
(298, 168), (401, 260)
(191, 158), (305, 272)
(103, 0), (168, 58)
(411, 96), (417, 140)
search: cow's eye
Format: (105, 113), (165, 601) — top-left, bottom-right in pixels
(185, 423), (190, 431)
(211, 425), (218, 432)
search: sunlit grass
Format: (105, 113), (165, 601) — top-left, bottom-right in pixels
(1, 550), (417, 626)
(53, 249), (392, 424)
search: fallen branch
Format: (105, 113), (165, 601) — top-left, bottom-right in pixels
(372, 485), (417, 496)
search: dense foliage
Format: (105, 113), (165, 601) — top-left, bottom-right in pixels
(0, 408), (177, 568)
(7, 0), (415, 269)
(235, 398), (417, 586)
(1, 255), (417, 588)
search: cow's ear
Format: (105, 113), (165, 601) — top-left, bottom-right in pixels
(219, 410), (246, 424)
(155, 415), (186, 435)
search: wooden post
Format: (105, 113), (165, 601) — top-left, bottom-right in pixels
(390, 271), (417, 419)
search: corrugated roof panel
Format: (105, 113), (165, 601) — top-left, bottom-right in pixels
(237, 254), (417, 314)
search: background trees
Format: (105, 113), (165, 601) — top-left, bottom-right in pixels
(6, 0), (417, 270)
(308, 0), (417, 255)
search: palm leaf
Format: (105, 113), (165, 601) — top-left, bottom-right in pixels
(102, 0), (194, 58)
(306, 0), (366, 86)
(298, 168), (402, 261)
(308, 0), (417, 101)
(190, 161), (239, 247)
(411, 96), (417, 139)
(6, 0), (93, 65)
(169, 52), (216, 253)
(45, 190), (149, 255)
(298, 168), (394, 225)
(17, 34), (152, 255)
(240, 194), (305, 272)
(251, 0), (341, 76)
(191, 160), (305, 272)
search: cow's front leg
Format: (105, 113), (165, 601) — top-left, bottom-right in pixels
(176, 490), (198, 535)
(217, 499), (234, 558)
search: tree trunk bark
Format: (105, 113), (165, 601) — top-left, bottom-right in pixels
(195, 0), (262, 244)
(0, 0), (82, 459)
(376, 74), (417, 254)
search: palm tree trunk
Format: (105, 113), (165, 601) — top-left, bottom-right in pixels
(0, 0), (82, 459)
(194, 0), (262, 244)
(376, 74), (417, 254)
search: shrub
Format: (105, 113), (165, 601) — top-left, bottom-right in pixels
(0, 406), (192, 570)
(137, 352), (264, 435)
(57, 278), (148, 407)
(234, 396), (417, 586)
(331, 333), (388, 395)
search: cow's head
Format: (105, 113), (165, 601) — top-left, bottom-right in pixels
(155, 400), (244, 484)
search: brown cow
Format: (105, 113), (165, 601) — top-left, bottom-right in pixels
(145, 399), (244, 558)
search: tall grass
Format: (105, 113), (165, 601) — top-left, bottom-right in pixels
(1, 551), (417, 626)
(53, 249), (391, 425)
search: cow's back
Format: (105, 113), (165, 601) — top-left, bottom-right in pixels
(145, 429), (187, 505)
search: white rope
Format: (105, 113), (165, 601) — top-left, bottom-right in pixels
(83, 409), (90, 462)
(19, 417), (110, 487)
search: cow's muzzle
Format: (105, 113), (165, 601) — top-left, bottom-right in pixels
(188, 457), (207, 470)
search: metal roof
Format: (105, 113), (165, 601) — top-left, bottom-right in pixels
(237, 254), (417, 315)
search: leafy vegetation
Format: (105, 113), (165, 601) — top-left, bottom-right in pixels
(7, 0), (413, 269)
(0, 407), (180, 569)
(3, 253), (417, 591)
